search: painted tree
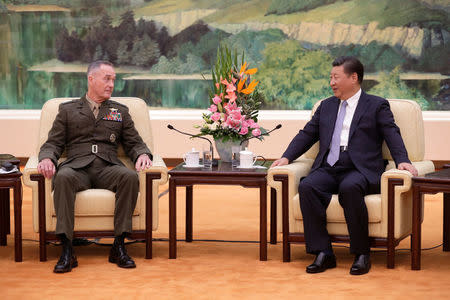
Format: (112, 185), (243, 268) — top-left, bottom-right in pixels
(117, 10), (137, 50)
(55, 27), (84, 62)
(256, 40), (332, 109)
(131, 34), (160, 67)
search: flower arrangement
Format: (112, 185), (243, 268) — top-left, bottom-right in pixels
(196, 46), (266, 143)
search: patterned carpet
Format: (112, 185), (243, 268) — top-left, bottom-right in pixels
(1, 183), (449, 299)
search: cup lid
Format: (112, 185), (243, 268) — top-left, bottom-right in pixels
(240, 149), (253, 155)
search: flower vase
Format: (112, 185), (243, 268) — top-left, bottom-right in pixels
(214, 139), (249, 162)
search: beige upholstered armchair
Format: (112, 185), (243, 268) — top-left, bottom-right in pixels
(23, 97), (168, 261)
(268, 99), (435, 268)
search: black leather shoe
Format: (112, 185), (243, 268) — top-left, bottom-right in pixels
(350, 254), (371, 275)
(109, 236), (136, 268)
(306, 252), (337, 274)
(53, 242), (78, 273)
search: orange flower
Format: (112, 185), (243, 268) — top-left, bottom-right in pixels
(244, 68), (257, 75)
(239, 62), (248, 76)
(241, 80), (259, 94)
(237, 78), (246, 92)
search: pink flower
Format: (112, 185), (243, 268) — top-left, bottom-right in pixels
(212, 95), (222, 105)
(248, 119), (260, 129)
(208, 104), (217, 112)
(225, 101), (238, 112)
(239, 126), (249, 135)
(252, 128), (261, 137)
(226, 83), (236, 93)
(211, 112), (221, 122)
(225, 92), (237, 103)
(230, 110), (242, 121)
(215, 83), (220, 89)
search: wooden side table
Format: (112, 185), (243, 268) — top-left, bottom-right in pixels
(168, 161), (275, 261)
(411, 165), (450, 270)
(0, 171), (23, 262)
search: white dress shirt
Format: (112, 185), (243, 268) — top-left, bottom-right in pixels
(338, 88), (361, 147)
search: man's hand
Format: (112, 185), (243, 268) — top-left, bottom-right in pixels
(37, 158), (56, 179)
(398, 162), (418, 177)
(135, 154), (152, 171)
(271, 157), (289, 168)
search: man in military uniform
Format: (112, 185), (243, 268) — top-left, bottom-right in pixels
(37, 61), (153, 273)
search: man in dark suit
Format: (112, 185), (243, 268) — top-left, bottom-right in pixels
(271, 56), (417, 275)
(37, 60), (153, 273)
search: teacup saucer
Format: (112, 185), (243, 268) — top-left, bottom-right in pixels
(183, 164), (204, 168)
(235, 165), (267, 169)
(235, 165), (257, 169)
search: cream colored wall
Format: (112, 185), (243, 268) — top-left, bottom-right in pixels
(0, 109), (449, 161)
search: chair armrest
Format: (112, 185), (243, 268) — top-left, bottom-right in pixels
(412, 160), (435, 176)
(22, 156), (40, 188)
(381, 169), (413, 194)
(138, 154), (168, 186)
(267, 157), (314, 192)
(381, 160), (435, 193)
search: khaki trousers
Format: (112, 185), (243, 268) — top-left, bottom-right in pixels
(53, 157), (139, 240)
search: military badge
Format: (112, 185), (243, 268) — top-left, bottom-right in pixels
(110, 133), (116, 143)
(102, 108), (122, 122)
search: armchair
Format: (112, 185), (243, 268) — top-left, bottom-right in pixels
(23, 97), (168, 261)
(268, 99), (435, 268)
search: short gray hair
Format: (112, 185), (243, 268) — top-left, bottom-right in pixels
(87, 60), (114, 76)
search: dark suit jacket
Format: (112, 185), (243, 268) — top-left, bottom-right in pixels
(39, 96), (152, 169)
(282, 91), (410, 187)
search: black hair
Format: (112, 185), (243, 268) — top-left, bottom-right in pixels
(332, 56), (364, 84)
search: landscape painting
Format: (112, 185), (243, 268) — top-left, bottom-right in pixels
(0, 0), (449, 110)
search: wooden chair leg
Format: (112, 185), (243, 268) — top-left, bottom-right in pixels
(283, 237), (291, 262)
(30, 174), (48, 261)
(386, 178), (403, 269)
(40, 231), (47, 262)
(387, 243), (394, 269)
(274, 175), (291, 262)
(145, 173), (161, 259)
(270, 188), (277, 245)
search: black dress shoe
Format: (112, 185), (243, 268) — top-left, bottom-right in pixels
(306, 252), (337, 274)
(350, 254), (371, 275)
(109, 236), (136, 268)
(54, 242), (78, 273)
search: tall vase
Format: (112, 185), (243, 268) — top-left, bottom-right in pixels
(214, 138), (249, 162)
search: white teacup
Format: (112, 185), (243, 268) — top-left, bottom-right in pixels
(239, 149), (257, 168)
(183, 148), (200, 167)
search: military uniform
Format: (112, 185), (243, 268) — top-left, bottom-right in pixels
(39, 95), (152, 240)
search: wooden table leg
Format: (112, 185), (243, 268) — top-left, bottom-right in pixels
(411, 185), (422, 270)
(186, 186), (193, 243)
(270, 188), (277, 245)
(0, 189), (8, 246)
(444, 192), (450, 251)
(260, 181), (267, 261)
(169, 178), (177, 259)
(14, 180), (22, 262)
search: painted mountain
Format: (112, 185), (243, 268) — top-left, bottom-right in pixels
(1, 0), (449, 109)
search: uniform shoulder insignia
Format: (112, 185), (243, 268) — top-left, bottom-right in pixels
(108, 100), (128, 108)
(60, 99), (78, 106)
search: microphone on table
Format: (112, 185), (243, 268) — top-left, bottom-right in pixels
(240, 124), (282, 146)
(167, 124), (218, 166)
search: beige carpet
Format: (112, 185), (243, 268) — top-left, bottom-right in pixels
(1, 182), (449, 299)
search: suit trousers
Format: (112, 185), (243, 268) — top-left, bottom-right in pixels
(298, 151), (377, 255)
(53, 156), (139, 240)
